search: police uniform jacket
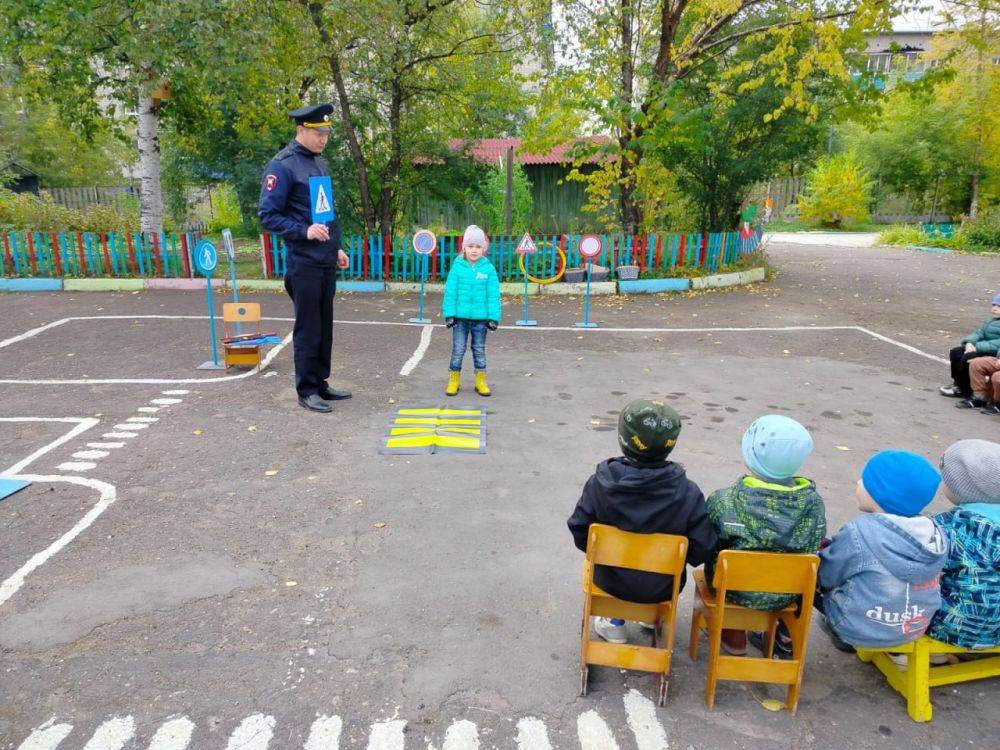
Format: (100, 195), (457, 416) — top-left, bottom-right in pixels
(259, 140), (340, 271)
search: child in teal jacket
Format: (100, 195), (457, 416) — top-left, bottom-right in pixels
(443, 225), (501, 396)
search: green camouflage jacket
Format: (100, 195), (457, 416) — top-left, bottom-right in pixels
(706, 476), (827, 610)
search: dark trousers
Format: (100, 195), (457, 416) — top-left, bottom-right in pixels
(949, 346), (987, 397)
(285, 265), (336, 398)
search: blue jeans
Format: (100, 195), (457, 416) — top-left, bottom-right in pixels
(449, 319), (488, 371)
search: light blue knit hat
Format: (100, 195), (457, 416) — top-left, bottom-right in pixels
(741, 415), (814, 481)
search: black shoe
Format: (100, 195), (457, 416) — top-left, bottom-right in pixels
(299, 394), (333, 412)
(818, 614), (856, 653)
(939, 384), (963, 397)
(747, 626), (793, 660)
(957, 397), (986, 409)
(319, 385), (352, 401)
(981, 403), (1000, 415)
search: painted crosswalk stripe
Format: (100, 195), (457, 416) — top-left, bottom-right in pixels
(304, 715), (342, 750)
(224, 714), (275, 750)
(127, 416), (159, 423)
(515, 718), (552, 750)
(577, 711), (620, 750)
(137, 407), (160, 413)
(87, 442), (124, 449)
(365, 719), (406, 750)
(151, 398), (183, 405)
(81, 716), (135, 750)
(16, 718), (73, 750)
(161, 390), (190, 395)
(623, 690), (668, 750)
(113, 422), (148, 431)
(56, 461), (96, 471)
(73, 450), (109, 460)
(148, 716), (196, 750)
(442, 720), (479, 750)
(103, 432), (138, 439)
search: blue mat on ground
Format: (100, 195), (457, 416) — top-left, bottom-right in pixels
(0, 477), (30, 501)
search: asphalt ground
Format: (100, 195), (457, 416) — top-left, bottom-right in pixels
(0, 238), (998, 749)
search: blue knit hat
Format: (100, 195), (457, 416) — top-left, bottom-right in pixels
(861, 450), (941, 516)
(992, 292), (1000, 305)
(741, 415), (814, 481)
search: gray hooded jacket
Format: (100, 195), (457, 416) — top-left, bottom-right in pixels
(819, 513), (949, 649)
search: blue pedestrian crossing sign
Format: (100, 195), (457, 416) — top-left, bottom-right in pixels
(194, 240), (218, 275)
(309, 176), (335, 224)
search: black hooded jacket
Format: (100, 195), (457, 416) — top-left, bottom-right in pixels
(568, 456), (717, 603)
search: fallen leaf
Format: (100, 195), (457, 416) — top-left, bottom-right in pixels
(265, 469), (278, 476)
(248, 425), (258, 432)
(528, 418), (536, 423)
(374, 522), (387, 529)
(524, 372), (533, 377)
(836, 445), (851, 451)
(783, 349), (791, 354)
(760, 698), (785, 712)
(285, 581), (297, 587)
(388, 398), (396, 404)
(307, 475), (317, 480)
(192, 429), (203, 436)
(94, 413), (103, 417)
(354, 499), (363, 506)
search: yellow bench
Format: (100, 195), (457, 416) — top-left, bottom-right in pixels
(856, 637), (1000, 721)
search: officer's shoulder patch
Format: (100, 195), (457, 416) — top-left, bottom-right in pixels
(264, 173), (279, 191)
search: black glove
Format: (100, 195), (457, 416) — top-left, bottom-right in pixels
(486, 320), (498, 331)
(445, 317), (457, 328)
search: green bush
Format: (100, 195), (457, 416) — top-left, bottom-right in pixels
(877, 225), (927, 246)
(796, 153), (873, 228)
(962, 207), (1000, 249)
(0, 189), (140, 232)
(207, 184), (244, 235)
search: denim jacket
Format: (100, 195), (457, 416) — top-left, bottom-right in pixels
(819, 513), (948, 649)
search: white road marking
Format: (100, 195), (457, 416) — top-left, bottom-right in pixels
(81, 716), (135, 750)
(0, 319), (74, 349)
(150, 399), (183, 405)
(113, 422), (148, 430)
(15, 717), (73, 750)
(365, 719), (406, 750)
(0, 417), (98, 475)
(224, 714), (275, 750)
(304, 715), (342, 750)
(72, 450), (109, 460)
(137, 407), (160, 413)
(442, 719), (480, 750)
(102, 432), (138, 439)
(148, 716), (196, 750)
(577, 711), (620, 750)
(56, 462), (96, 471)
(399, 324), (433, 376)
(161, 390), (190, 395)
(855, 326), (948, 364)
(515, 718), (552, 750)
(623, 690), (668, 750)
(126, 416), (159, 423)
(87, 442), (124, 449)
(0, 475), (116, 607)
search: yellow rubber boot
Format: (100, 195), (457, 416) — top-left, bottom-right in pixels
(475, 371), (491, 397)
(445, 371), (461, 396)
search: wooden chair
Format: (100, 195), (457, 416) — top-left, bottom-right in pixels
(857, 637), (1000, 722)
(580, 523), (688, 705)
(222, 302), (262, 369)
(689, 550), (819, 713)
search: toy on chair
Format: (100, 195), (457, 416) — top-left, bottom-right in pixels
(221, 303), (280, 369)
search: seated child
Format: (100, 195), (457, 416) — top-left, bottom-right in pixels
(818, 450), (948, 650)
(940, 293), (1000, 403)
(567, 399), (717, 644)
(927, 439), (1000, 649)
(706, 415), (826, 656)
(968, 356), (1000, 415)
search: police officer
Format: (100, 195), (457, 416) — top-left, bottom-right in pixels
(259, 103), (352, 413)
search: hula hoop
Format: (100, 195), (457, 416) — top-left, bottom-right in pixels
(519, 247), (566, 284)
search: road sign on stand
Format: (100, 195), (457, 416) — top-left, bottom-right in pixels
(194, 240), (225, 370)
(575, 234), (602, 329)
(410, 229), (436, 324)
(515, 232), (538, 326)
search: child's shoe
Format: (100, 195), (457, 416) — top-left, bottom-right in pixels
(887, 652), (951, 668)
(956, 396), (986, 409)
(475, 371), (491, 396)
(982, 403), (1000, 415)
(721, 629), (747, 655)
(939, 384), (963, 397)
(748, 623), (795, 659)
(594, 617), (627, 644)
(445, 371), (461, 396)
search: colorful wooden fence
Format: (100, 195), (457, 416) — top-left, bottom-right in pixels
(2, 228), (763, 281)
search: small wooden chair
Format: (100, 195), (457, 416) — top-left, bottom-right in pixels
(857, 637), (1000, 721)
(222, 302), (262, 369)
(690, 550), (819, 713)
(580, 523), (688, 705)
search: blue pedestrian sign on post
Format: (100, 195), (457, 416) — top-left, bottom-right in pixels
(194, 239), (224, 370)
(309, 176), (335, 224)
(409, 229), (436, 324)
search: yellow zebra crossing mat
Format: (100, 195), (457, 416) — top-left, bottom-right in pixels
(379, 406), (487, 455)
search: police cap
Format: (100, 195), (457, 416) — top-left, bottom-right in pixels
(289, 103), (334, 132)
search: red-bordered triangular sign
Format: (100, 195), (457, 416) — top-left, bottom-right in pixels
(516, 232), (538, 255)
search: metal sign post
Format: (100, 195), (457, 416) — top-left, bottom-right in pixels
(515, 232), (538, 326)
(409, 229), (436, 324)
(194, 239), (225, 370)
(575, 234), (601, 329)
(222, 229), (241, 335)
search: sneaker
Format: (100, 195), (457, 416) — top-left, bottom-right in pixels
(957, 397), (986, 409)
(981, 403), (1000, 415)
(721, 629), (748, 655)
(939, 384), (963, 397)
(593, 617), (627, 644)
(818, 614), (856, 653)
(888, 653), (951, 669)
(748, 624), (794, 659)
(638, 621), (657, 631)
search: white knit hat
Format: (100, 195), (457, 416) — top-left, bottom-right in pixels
(940, 439), (1000, 504)
(463, 225), (488, 248)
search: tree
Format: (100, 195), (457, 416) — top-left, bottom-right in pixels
(527, 1), (906, 232)
(796, 152), (873, 228)
(0, 0), (230, 232)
